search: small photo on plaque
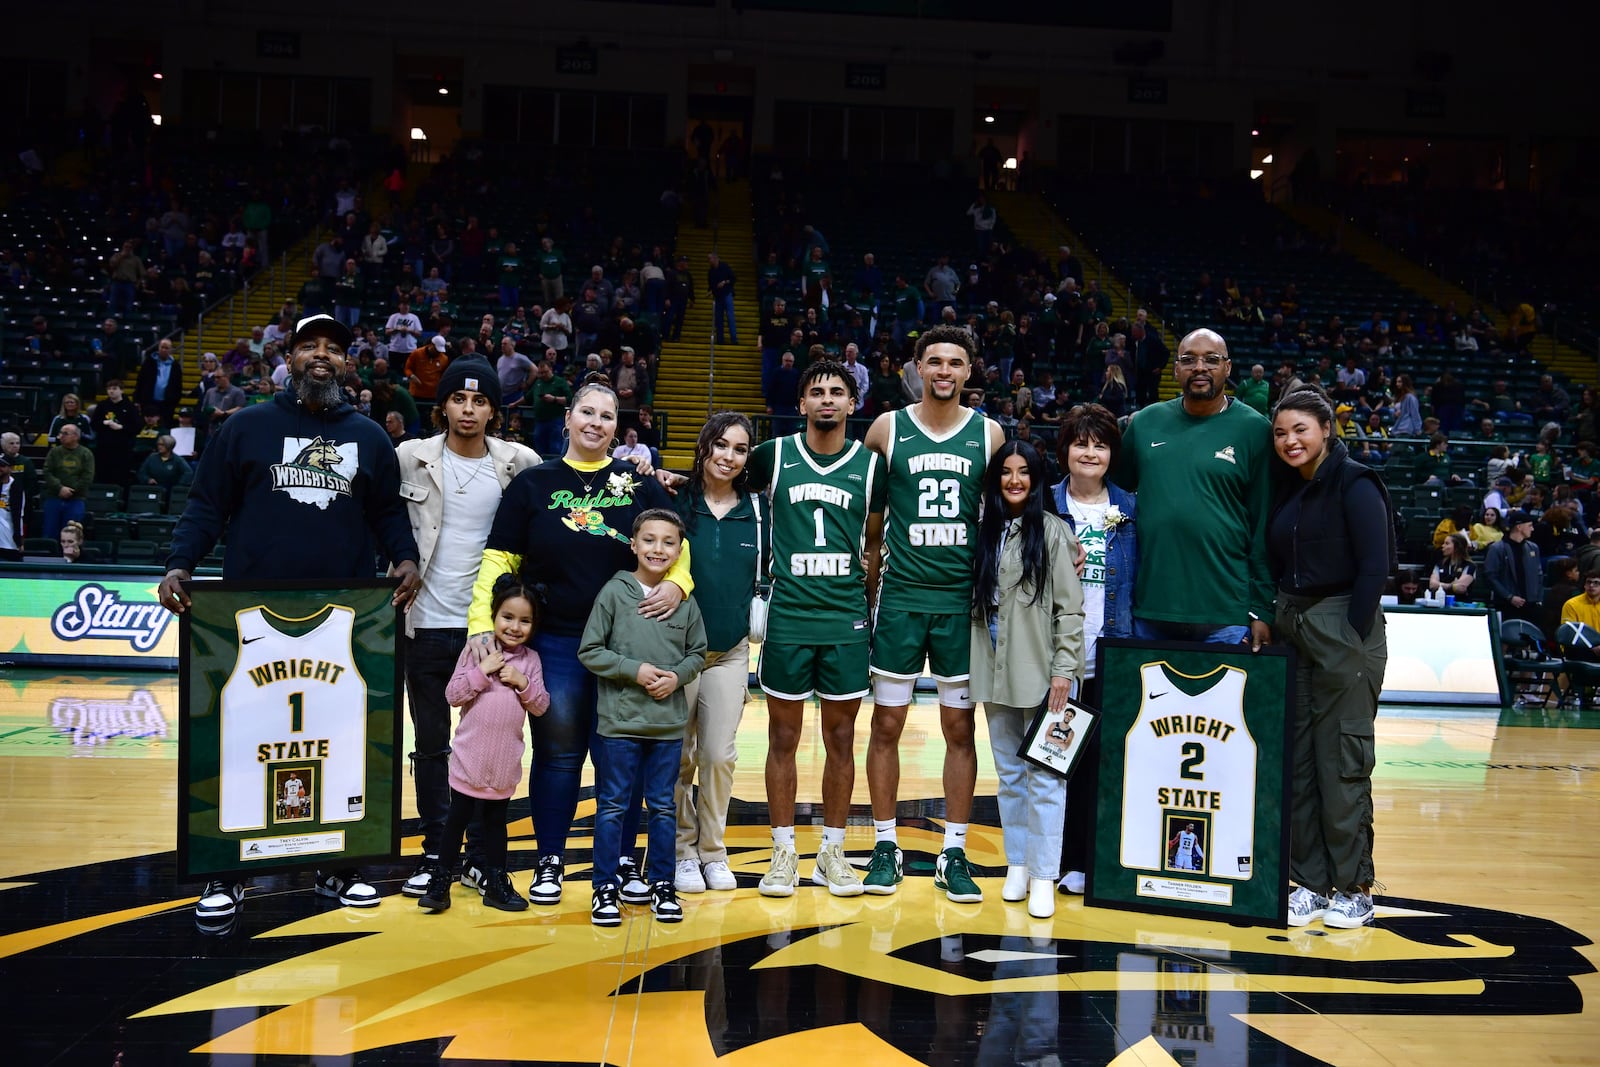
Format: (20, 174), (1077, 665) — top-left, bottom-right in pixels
(1163, 810), (1210, 876)
(1018, 698), (1098, 779)
(272, 765), (316, 824)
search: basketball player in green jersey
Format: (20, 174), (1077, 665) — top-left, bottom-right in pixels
(863, 324), (1005, 902)
(744, 360), (886, 897)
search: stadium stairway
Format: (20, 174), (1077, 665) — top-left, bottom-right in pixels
(655, 182), (763, 467)
(990, 191), (1184, 401)
(1281, 202), (1595, 387)
(181, 238), (318, 366)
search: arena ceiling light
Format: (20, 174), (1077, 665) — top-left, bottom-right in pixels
(151, 115), (162, 126)
(984, 115), (995, 123)
(410, 127), (427, 141)
(1003, 157), (1018, 170)
(1249, 168), (1264, 179)
(1261, 153), (1274, 163)
(438, 86), (449, 95)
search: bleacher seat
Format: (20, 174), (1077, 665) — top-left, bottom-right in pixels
(82, 484), (121, 517)
(115, 539), (159, 565)
(124, 487), (164, 515)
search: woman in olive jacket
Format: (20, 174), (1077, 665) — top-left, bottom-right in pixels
(969, 439), (1085, 920)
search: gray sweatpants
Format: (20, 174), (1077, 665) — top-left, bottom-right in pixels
(1275, 591), (1386, 894)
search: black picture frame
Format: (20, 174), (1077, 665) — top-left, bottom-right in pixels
(1017, 696), (1100, 780)
(1085, 638), (1295, 927)
(176, 578), (403, 880)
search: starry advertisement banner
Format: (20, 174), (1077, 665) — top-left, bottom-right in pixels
(177, 580), (403, 879)
(1088, 639), (1294, 926)
(0, 569), (178, 669)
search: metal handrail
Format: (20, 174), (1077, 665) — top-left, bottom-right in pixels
(707, 172), (721, 419)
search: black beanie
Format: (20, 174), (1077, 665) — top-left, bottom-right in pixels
(434, 356), (501, 409)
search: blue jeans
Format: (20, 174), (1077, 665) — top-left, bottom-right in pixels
(108, 280), (136, 317)
(532, 632), (641, 862)
(983, 702), (1066, 880)
(404, 628), (483, 860)
(591, 734), (681, 887)
(1133, 617), (1249, 645)
(44, 497), (85, 541)
(761, 346), (782, 394)
(334, 303), (361, 329)
(531, 419), (564, 459)
(713, 292), (737, 344)
(642, 279), (664, 317)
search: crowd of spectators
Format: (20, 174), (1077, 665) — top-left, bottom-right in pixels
(5, 144), (723, 552)
(8, 143), (1598, 652)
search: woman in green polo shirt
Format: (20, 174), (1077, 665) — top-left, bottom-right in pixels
(670, 411), (765, 895)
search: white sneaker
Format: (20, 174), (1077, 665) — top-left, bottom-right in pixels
(1287, 885), (1331, 927)
(1002, 865), (1029, 902)
(1057, 870), (1086, 895)
(675, 858), (708, 894)
(313, 869), (381, 908)
(195, 880), (244, 920)
(811, 842), (865, 897)
(403, 855), (440, 897)
(759, 843), (799, 897)
(702, 860), (738, 891)
(1324, 889), (1374, 929)
(617, 856), (652, 906)
(1027, 877), (1056, 919)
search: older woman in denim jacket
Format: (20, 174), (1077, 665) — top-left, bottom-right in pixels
(1050, 403), (1139, 894)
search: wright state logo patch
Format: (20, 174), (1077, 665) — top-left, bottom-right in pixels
(270, 437), (357, 509)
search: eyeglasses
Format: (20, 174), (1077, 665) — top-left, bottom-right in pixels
(1176, 354), (1228, 368)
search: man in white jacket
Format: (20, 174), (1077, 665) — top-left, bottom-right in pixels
(394, 357), (540, 897)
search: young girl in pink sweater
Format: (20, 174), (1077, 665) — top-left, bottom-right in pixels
(420, 576), (549, 913)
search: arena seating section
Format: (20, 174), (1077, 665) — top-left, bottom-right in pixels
(8, 135), (1599, 596)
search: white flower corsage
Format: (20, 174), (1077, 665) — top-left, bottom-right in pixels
(1104, 505), (1130, 531)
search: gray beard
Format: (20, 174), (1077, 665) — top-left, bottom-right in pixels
(291, 370), (346, 410)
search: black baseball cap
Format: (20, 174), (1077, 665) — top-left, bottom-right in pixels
(293, 313), (353, 351)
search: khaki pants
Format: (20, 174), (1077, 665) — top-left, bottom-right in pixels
(1275, 592), (1386, 894)
(675, 639), (750, 864)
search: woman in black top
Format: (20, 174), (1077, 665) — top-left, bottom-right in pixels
(469, 375), (687, 908)
(1267, 385), (1393, 931)
(1429, 533), (1476, 601)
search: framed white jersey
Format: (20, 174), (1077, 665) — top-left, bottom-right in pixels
(1090, 640), (1294, 926)
(218, 605), (366, 832)
(1120, 661), (1255, 879)
(178, 580), (403, 879)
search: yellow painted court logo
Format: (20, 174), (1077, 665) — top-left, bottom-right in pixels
(79, 827), (1592, 1066)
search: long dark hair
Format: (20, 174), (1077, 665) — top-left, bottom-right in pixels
(972, 440), (1052, 618)
(684, 411), (755, 533)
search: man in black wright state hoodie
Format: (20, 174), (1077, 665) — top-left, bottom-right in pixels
(161, 315), (421, 586)
(158, 314), (422, 931)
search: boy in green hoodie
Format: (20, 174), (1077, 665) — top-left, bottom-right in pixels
(579, 508), (708, 926)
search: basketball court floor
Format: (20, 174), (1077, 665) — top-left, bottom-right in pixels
(1, 667), (1597, 1065)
